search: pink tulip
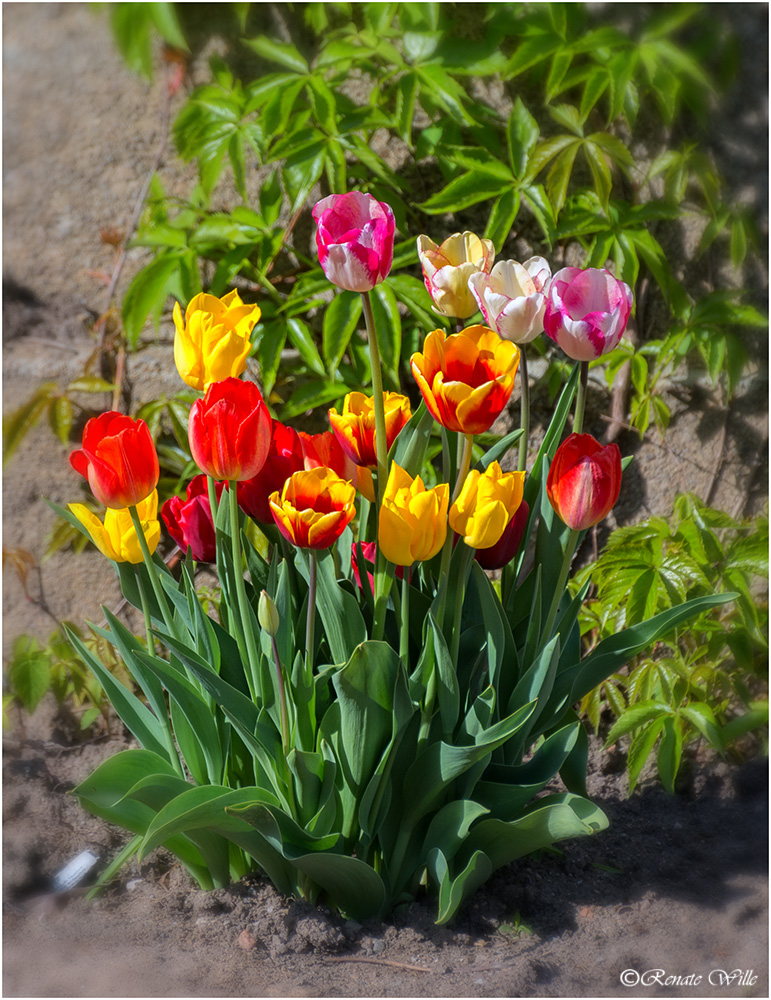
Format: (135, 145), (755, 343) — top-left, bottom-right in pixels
(468, 257), (551, 344)
(312, 192), (395, 292)
(544, 267), (633, 361)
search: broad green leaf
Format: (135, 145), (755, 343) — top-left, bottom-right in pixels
(485, 189), (520, 252)
(323, 292), (362, 374)
(429, 847), (493, 925)
(286, 317), (326, 377)
(3, 383), (57, 467)
(244, 35), (309, 74)
(121, 254), (183, 348)
(420, 171), (511, 214)
(314, 550), (368, 666)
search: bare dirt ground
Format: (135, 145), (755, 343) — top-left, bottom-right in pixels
(2, 3), (769, 998)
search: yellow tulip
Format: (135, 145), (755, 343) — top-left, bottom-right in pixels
(378, 463), (449, 567)
(449, 462), (525, 549)
(173, 290), (261, 391)
(68, 491), (160, 564)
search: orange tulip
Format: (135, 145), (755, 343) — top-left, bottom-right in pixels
(269, 468), (356, 550)
(328, 391), (411, 469)
(410, 325), (520, 435)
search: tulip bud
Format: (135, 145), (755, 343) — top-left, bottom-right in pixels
(547, 433), (622, 530)
(417, 232), (495, 318)
(258, 590), (280, 636)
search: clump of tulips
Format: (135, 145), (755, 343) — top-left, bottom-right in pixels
(55, 191), (730, 924)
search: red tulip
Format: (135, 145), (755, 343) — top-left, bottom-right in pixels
(312, 192), (395, 292)
(300, 429), (375, 503)
(474, 500), (530, 570)
(188, 377), (271, 482)
(547, 434), (622, 530)
(70, 411), (159, 509)
(237, 422), (305, 524)
(162, 475), (224, 562)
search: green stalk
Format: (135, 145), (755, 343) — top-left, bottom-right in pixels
(228, 481), (261, 699)
(361, 290), (389, 501)
(133, 564), (184, 779)
(270, 635), (290, 755)
(435, 432), (474, 629)
(306, 549), (318, 676)
(449, 544), (474, 666)
(541, 527), (580, 642)
(129, 504), (176, 638)
(573, 360), (589, 435)
(517, 347), (530, 472)
(372, 559), (395, 641)
(207, 475), (219, 525)
(399, 569), (411, 668)
(452, 433), (474, 503)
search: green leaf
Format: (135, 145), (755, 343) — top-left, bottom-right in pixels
(679, 703), (724, 753)
(604, 700), (674, 745)
(121, 254), (183, 348)
(419, 171), (511, 214)
(244, 36), (309, 74)
(314, 550), (368, 666)
(282, 139), (326, 212)
(8, 650), (50, 713)
(507, 98), (540, 178)
(279, 380), (346, 421)
(484, 189), (520, 253)
(369, 283), (402, 379)
(3, 382), (57, 467)
(627, 720), (664, 791)
(286, 317), (327, 377)
(323, 292), (362, 373)
(657, 716), (683, 793)
(429, 847), (493, 926)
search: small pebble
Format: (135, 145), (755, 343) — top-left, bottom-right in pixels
(238, 929), (257, 951)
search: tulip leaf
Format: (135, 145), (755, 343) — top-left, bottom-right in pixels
(314, 550), (367, 666)
(459, 792), (608, 872)
(279, 380), (345, 421)
(429, 846), (493, 926)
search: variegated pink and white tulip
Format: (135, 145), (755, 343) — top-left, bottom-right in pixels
(417, 231), (495, 319)
(468, 257), (551, 344)
(544, 267), (633, 361)
(312, 192), (395, 292)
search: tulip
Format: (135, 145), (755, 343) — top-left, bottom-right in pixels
(378, 463), (449, 567)
(300, 429), (375, 503)
(269, 467), (356, 550)
(173, 289), (261, 391)
(69, 491), (160, 564)
(468, 257), (551, 344)
(328, 391), (411, 470)
(70, 411), (159, 509)
(475, 499), (530, 570)
(161, 475), (224, 562)
(449, 462), (526, 550)
(237, 422), (306, 524)
(312, 192), (395, 292)
(188, 377), (271, 482)
(410, 325), (520, 435)
(544, 267), (633, 361)
(417, 232), (495, 318)
(547, 433), (622, 530)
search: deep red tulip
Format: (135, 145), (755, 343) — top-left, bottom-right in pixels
(237, 422), (305, 524)
(162, 475), (224, 562)
(474, 500), (530, 570)
(188, 377), (271, 482)
(70, 411), (159, 509)
(547, 434), (622, 530)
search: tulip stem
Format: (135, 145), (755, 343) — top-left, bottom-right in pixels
(518, 348), (530, 472)
(361, 290), (389, 501)
(129, 505), (177, 638)
(134, 564), (155, 653)
(306, 549), (318, 676)
(399, 569), (410, 668)
(270, 634), (290, 755)
(228, 481), (261, 700)
(573, 361), (589, 435)
(372, 560), (395, 642)
(452, 433), (474, 503)
(450, 545), (474, 666)
(207, 476), (219, 527)
(542, 527), (580, 642)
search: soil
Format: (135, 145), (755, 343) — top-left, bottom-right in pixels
(2, 4), (768, 998)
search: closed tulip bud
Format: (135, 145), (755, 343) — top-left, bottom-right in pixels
(70, 411), (159, 509)
(269, 467), (356, 550)
(475, 499), (530, 570)
(449, 462), (526, 549)
(411, 325), (519, 435)
(312, 192), (395, 292)
(328, 391), (411, 470)
(69, 491), (160, 564)
(547, 433), (622, 530)
(378, 463), (449, 567)
(544, 267), (633, 361)
(468, 257), (551, 344)
(161, 474), (224, 563)
(173, 290), (260, 391)
(417, 232), (495, 318)
(258, 591), (280, 636)
(188, 377), (271, 482)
